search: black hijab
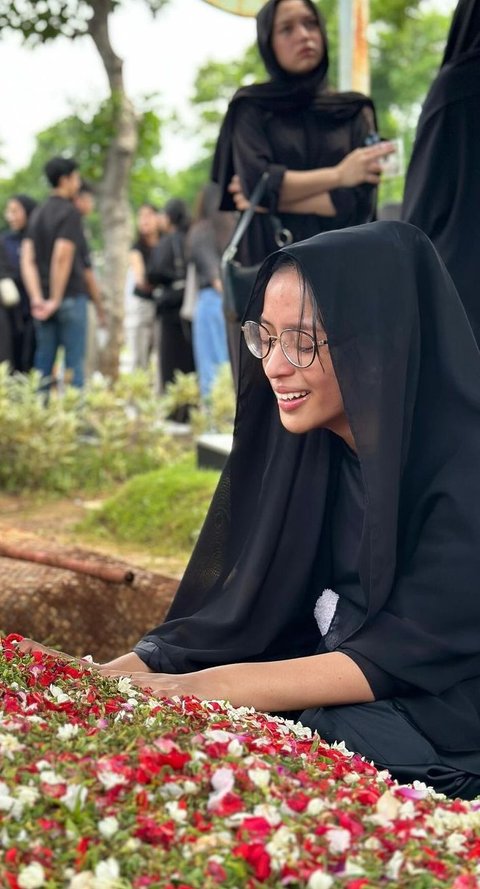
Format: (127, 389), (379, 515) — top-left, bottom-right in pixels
(212, 0), (376, 198)
(441, 0), (480, 66)
(136, 221), (480, 759)
(402, 0), (480, 343)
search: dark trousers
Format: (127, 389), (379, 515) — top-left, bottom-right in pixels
(299, 699), (480, 800)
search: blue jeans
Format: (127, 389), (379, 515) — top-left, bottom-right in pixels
(192, 287), (229, 399)
(34, 295), (88, 389)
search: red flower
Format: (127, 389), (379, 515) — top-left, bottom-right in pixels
(206, 859), (227, 882)
(234, 841), (271, 881)
(134, 817), (176, 847)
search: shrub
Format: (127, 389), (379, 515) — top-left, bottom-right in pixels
(78, 454), (220, 556)
(0, 366), (181, 494)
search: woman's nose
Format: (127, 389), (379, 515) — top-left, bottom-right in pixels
(263, 341), (294, 378)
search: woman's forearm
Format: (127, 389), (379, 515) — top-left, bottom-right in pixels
(280, 168), (340, 203)
(145, 652), (374, 712)
(278, 191), (336, 216)
(199, 652), (374, 711)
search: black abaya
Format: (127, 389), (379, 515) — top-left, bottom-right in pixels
(212, 0), (378, 265)
(135, 220), (480, 793)
(402, 0), (480, 343)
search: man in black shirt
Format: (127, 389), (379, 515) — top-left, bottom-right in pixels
(21, 156), (88, 389)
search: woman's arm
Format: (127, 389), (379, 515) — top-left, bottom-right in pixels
(129, 249), (148, 289)
(102, 651), (374, 711)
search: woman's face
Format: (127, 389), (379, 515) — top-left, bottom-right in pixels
(137, 205), (158, 237)
(5, 199), (27, 232)
(261, 266), (354, 447)
(271, 0), (324, 75)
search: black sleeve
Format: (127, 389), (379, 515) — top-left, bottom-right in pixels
(146, 236), (176, 286)
(231, 102), (287, 213)
(330, 106), (377, 226)
(58, 205), (84, 245)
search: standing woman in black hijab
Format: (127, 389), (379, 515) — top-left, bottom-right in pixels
(402, 0), (480, 344)
(211, 0), (394, 376)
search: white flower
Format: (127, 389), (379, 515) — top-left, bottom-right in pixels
(60, 783), (87, 811)
(266, 825), (299, 869)
(306, 797), (326, 816)
(326, 827), (351, 854)
(97, 769), (127, 789)
(48, 684), (72, 704)
(39, 770), (64, 786)
(248, 768), (271, 788)
(0, 732), (25, 758)
(307, 871), (334, 889)
(207, 767), (235, 811)
(93, 857), (120, 888)
(447, 832), (467, 854)
(204, 729), (234, 743)
(68, 872), (95, 888)
(0, 782), (15, 813)
(227, 738), (244, 756)
(17, 785), (40, 807)
(98, 816), (119, 839)
(385, 850), (404, 881)
(57, 724), (79, 741)
(117, 676), (136, 696)
(165, 800), (188, 823)
(18, 862), (45, 888)
(253, 803), (282, 826)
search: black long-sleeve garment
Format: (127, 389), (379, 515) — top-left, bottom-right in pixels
(135, 220), (480, 780)
(402, 0), (480, 343)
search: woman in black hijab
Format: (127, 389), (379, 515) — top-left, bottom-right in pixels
(212, 0), (394, 378)
(402, 0), (480, 344)
(212, 0), (393, 262)
(20, 220), (480, 798)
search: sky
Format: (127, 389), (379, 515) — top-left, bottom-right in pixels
(0, 0), (457, 179)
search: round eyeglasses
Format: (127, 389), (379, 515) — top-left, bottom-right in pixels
(242, 320), (328, 369)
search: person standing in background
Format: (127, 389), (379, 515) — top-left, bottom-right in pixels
(73, 181), (107, 379)
(1, 194), (37, 372)
(147, 198), (195, 415)
(212, 0), (393, 381)
(21, 156), (87, 390)
(402, 0), (480, 344)
(186, 183), (234, 402)
(124, 203), (162, 373)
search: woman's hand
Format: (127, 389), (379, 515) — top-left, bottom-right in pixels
(336, 142), (395, 187)
(99, 668), (228, 702)
(16, 637), (97, 667)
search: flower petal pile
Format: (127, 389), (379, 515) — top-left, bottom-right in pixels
(0, 634), (479, 888)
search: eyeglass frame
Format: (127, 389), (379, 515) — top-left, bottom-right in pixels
(241, 320), (328, 369)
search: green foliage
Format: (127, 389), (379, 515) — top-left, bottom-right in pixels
(0, 99), (164, 247)
(0, 366), (180, 494)
(80, 454), (220, 555)
(0, 0), (167, 44)
(161, 365), (235, 436)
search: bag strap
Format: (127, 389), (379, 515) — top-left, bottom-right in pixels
(222, 172), (292, 264)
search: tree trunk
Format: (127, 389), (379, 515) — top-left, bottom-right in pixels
(88, 0), (138, 379)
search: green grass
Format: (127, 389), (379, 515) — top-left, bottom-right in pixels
(78, 455), (221, 557)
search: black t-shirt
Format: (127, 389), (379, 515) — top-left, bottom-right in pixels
(27, 195), (86, 299)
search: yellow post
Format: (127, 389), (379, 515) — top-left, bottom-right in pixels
(352, 0), (370, 94)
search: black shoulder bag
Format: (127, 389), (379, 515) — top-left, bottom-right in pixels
(221, 172), (292, 322)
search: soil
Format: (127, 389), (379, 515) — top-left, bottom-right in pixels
(0, 492), (187, 579)
(0, 492), (185, 661)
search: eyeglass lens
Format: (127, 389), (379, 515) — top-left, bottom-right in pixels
(243, 322), (316, 368)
